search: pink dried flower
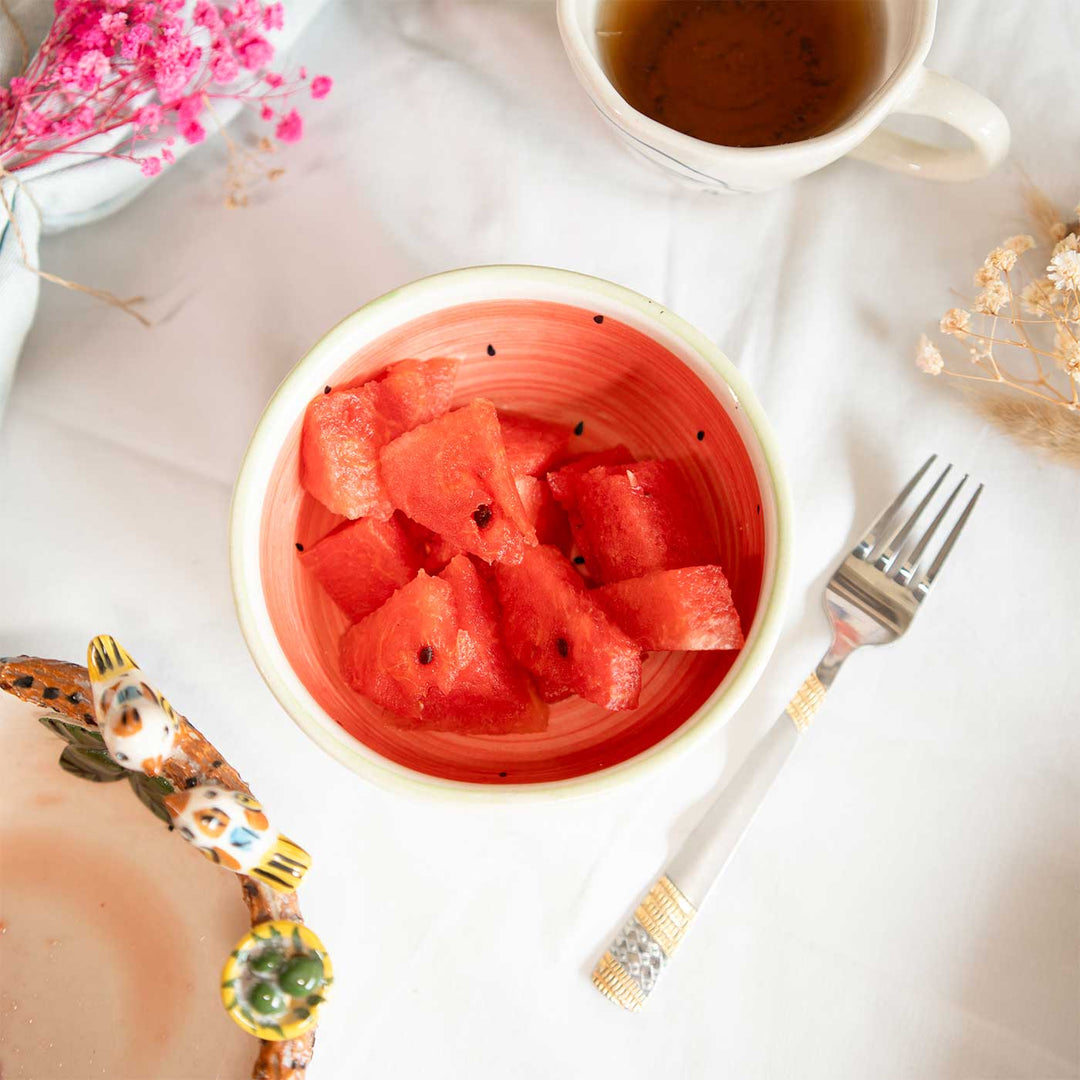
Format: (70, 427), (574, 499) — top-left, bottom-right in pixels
(262, 2), (284, 31)
(311, 75), (332, 99)
(260, 103), (274, 121)
(236, 34), (274, 71)
(140, 155), (162, 176)
(264, 72), (283, 88)
(136, 103), (163, 131)
(275, 108), (302, 143)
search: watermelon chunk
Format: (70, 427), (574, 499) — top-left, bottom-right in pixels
(399, 517), (459, 575)
(425, 555), (547, 733)
(301, 513), (422, 623)
(340, 571), (462, 719)
(380, 399), (536, 565)
(556, 459), (717, 582)
(495, 545), (641, 710)
(300, 357), (459, 519)
(545, 445), (634, 505)
(499, 412), (570, 478)
(515, 476), (572, 550)
(595, 566), (745, 651)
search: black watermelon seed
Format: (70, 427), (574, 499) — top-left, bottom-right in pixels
(573, 556), (585, 565)
(697, 430), (705, 441)
(13, 675), (33, 689)
(212, 759), (223, 768)
(472, 504), (493, 530)
(498, 771), (508, 778)
(418, 645), (435, 665)
(295, 542), (304, 552)
(556, 637), (570, 658)
(42, 687), (60, 700)
(323, 386), (331, 394)
(68, 692), (82, 704)
(593, 315), (604, 324)
(82, 713), (94, 724)
(486, 344), (496, 356)
(184, 777), (199, 789)
(573, 421), (584, 436)
(756, 504), (761, 515)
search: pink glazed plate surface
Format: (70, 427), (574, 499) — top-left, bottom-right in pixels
(231, 267), (791, 798)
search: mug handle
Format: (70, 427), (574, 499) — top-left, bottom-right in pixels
(850, 67), (1010, 181)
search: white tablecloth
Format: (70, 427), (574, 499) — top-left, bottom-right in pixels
(1, 2), (1078, 1077)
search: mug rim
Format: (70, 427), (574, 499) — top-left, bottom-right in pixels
(230, 265), (793, 803)
(556, 0), (938, 166)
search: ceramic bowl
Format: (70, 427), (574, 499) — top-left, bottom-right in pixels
(230, 266), (792, 799)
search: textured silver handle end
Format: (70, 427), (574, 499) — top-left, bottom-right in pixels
(591, 876), (696, 1012)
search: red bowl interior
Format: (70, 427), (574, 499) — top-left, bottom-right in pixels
(259, 299), (764, 785)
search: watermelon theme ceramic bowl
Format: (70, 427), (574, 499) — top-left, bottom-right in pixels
(230, 266), (792, 799)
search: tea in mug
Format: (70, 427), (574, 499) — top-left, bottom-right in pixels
(597, 0), (885, 148)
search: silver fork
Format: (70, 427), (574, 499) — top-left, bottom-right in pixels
(592, 455), (983, 1012)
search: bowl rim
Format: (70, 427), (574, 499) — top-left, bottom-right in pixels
(230, 265), (793, 803)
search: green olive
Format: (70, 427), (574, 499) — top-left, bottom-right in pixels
(278, 955), (324, 996)
(249, 950), (284, 976)
(249, 981), (285, 1016)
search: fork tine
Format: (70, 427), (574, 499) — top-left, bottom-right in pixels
(875, 463), (952, 572)
(915, 482), (984, 597)
(853, 454), (937, 559)
(895, 473), (967, 583)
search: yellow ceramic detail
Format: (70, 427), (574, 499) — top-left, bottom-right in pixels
(221, 920), (333, 1041)
(252, 834), (312, 894)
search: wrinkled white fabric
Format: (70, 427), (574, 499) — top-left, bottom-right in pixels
(0, 2), (1077, 1078)
(0, 0), (328, 409)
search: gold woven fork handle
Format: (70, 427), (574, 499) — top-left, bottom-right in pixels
(785, 671), (827, 732)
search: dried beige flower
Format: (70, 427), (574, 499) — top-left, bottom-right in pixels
(987, 246), (1018, 272)
(1050, 222), (1068, 242)
(940, 308), (971, 337)
(975, 280), (1010, 314)
(915, 334), (944, 375)
(1004, 234), (1035, 255)
(1052, 233), (1079, 257)
(974, 263), (1000, 287)
(1048, 250), (1080, 292)
(1062, 341), (1080, 380)
(1020, 278), (1056, 315)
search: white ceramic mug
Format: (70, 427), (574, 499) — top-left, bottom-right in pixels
(557, 0), (1010, 193)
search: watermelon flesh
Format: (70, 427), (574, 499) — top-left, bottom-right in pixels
(557, 459), (717, 582)
(495, 545), (641, 710)
(300, 357), (459, 520)
(425, 556), (547, 733)
(499, 412), (570, 478)
(301, 513), (422, 623)
(514, 476), (572, 550)
(595, 566), (744, 652)
(380, 399), (536, 565)
(546, 445), (634, 506)
(340, 571), (462, 720)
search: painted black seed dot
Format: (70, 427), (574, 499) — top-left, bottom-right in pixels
(556, 637), (570, 658)
(184, 777), (199, 789)
(168, 824), (175, 831)
(486, 344), (496, 356)
(472, 504), (493, 530)
(498, 771), (508, 778)
(323, 386), (332, 394)
(756, 504), (761, 515)
(593, 315), (604, 324)
(295, 542), (305, 552)
(573, 556), (585, 565)
(42, 687), (60, 700)
(697, 430), (705, 441)
(13, 675), (33, 689)
(573, 421), (584, 436)
(83, 713), (94, 724)
(211, 759), (223, 768)
(418, 645), (435, 665)
(68, 692), (82, 704)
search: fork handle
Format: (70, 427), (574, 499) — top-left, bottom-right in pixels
(592, 670), (831, 1012)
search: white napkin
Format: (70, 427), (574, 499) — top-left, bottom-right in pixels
(0, 0), (329, 413)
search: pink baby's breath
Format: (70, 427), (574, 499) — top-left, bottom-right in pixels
(274, 108), (301, 143)
(1, 0), (331, 184)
